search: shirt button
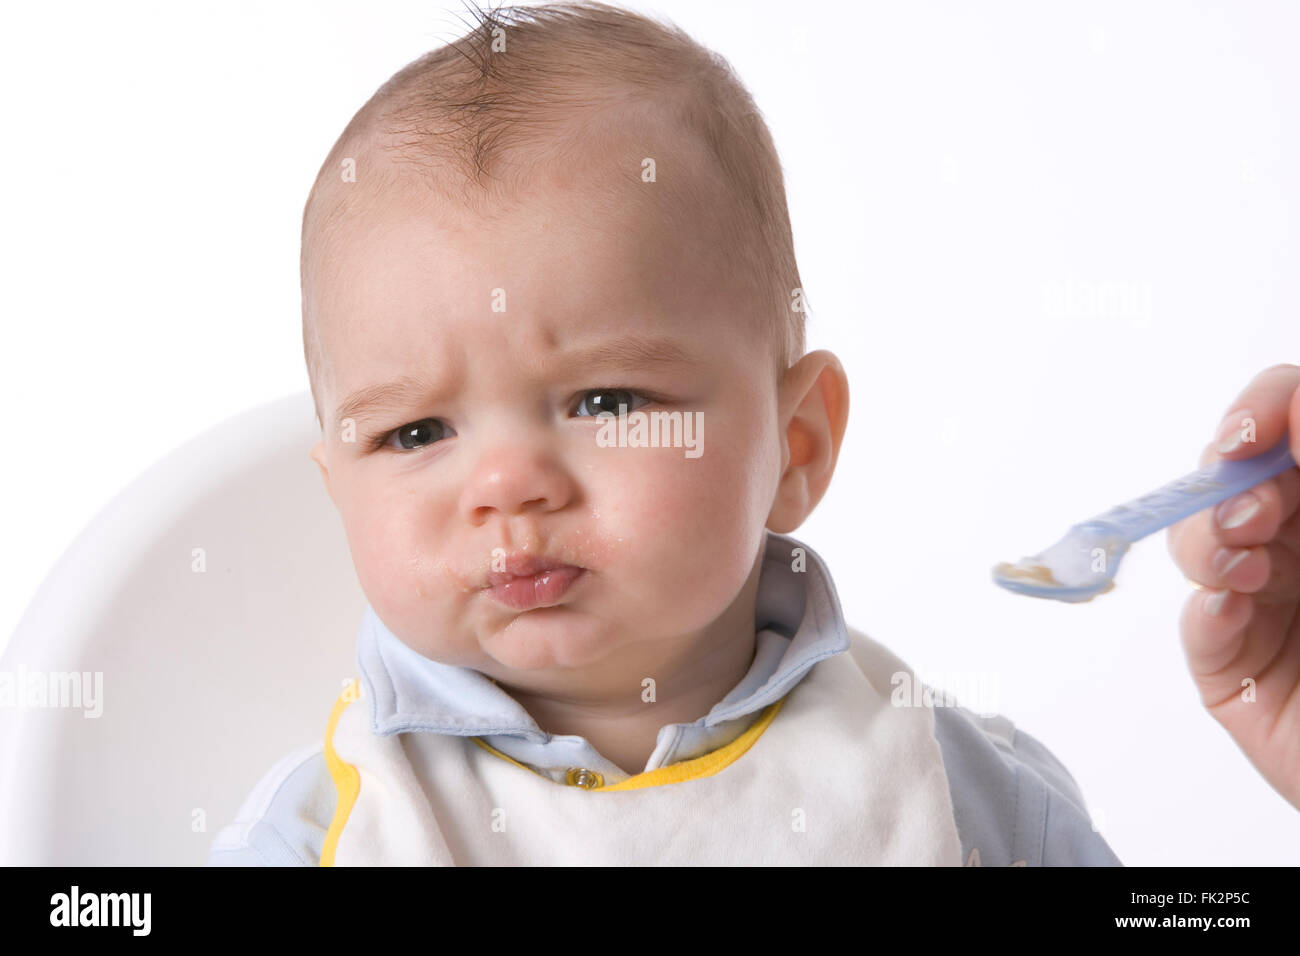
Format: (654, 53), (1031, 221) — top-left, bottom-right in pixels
(565, 767), (604, 789)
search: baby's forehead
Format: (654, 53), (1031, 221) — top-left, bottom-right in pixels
(314, 226), (757, 417)
(317, 242), (734, 365)
(315, 152), (742, 321)
(305, 123), (773, 419)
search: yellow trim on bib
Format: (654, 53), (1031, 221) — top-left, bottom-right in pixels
(471, 696), (786, 791)
(321, 678), (362, 867)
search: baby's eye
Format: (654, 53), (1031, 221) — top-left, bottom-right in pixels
(574, 388), (652, 417)
(384, 418), (454, 451)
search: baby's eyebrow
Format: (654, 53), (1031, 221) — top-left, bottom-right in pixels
(334, 376), (441, 429)
(332, 333), (703, 429)
(564, 335), (703, 375)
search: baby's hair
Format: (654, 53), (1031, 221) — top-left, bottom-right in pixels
(301, 0), (806, 429)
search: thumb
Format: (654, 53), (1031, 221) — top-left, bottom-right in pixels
(1215, 364), (1300, 457)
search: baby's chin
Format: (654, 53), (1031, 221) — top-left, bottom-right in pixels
(476, 608), (619, 673)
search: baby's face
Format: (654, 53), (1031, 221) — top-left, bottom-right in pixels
(309, 162), (786, 686)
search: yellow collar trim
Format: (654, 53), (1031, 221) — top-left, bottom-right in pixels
(321, 678), (361, 867)
(471, 696), (786, 791)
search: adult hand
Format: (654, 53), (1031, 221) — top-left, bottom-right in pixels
(1166, 364), (1300, 810)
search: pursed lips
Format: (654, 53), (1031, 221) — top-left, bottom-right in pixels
(481, 552), (585, 589)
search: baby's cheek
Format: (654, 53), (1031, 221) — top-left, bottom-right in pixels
(346, 505), (474, 660)
(614, 452), (762, 622)
(348, 518), (410, 616)
(344, 491), (441, 609)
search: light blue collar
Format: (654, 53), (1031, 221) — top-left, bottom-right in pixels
(353, 530), (850, 778)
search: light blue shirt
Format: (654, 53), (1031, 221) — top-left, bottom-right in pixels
(208, 531), (1122, 866)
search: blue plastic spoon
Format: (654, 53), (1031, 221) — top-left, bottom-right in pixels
(993, 433), (1296, 603)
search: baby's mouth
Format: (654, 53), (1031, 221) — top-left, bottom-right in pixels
(482, 552), (582, 589)
(480, 557), (587, 611)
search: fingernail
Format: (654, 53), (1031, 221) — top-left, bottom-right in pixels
(1212, 547), (1250, 578)
(1205, 590), (1229, 616)
(1216, 409), (1252, 454)
(1215, 492), (1261, 530)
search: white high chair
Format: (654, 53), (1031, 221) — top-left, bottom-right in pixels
(0, 392), (365, 865)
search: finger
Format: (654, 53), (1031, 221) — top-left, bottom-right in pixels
(1172, 521), (1300, 604)
(1169, 370), (1300, 557)
(1210, 363), (1300, 461)
(1166, 437), (1300, 557)
(1167, 441), (1300, 596)
(1179, 588), (1300, 710)
(1210, 468), (1300, 548)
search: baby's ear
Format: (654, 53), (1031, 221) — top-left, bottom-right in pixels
(309, 439), (333, 501)
(766, 350), (850, 532)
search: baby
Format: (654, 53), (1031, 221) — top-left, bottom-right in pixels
(207, 0), (1121, 866)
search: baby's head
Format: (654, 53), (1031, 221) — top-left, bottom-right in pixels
(302, 1), (848, 692)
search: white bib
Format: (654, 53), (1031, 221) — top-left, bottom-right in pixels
(322, 626), (963, 866)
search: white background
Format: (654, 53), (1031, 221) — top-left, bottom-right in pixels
(2, 0), (1298, 864)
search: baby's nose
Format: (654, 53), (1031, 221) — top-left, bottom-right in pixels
(458, 443), (575, 524)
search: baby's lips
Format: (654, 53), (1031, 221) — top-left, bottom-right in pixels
(481, 552), (584, 589)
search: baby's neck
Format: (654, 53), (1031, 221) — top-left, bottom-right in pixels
(508, 629), (759, 776)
